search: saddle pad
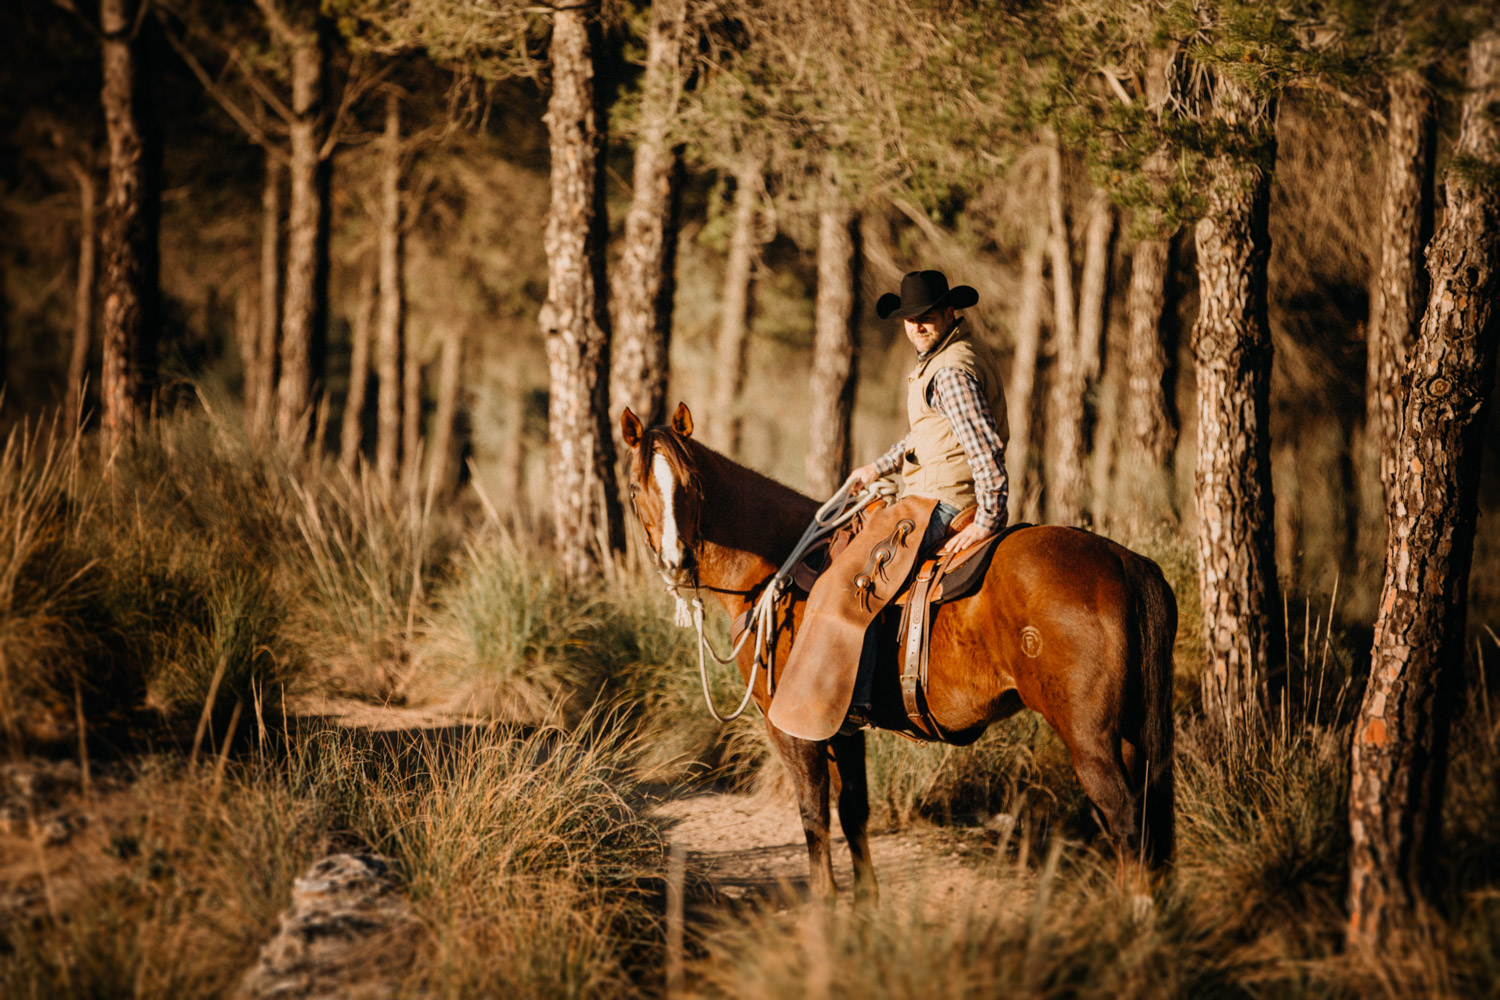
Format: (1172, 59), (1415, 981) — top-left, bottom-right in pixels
(893, 521), (1033, 607)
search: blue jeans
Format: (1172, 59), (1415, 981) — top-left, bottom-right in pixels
(850, 501), (961, 711)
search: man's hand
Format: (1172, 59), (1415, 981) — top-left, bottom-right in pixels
(938, 522), (995, 555)
(842, 463), (882, 495)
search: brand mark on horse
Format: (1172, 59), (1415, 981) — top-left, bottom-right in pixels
(1020, 626), (1043, 658)
(653, 451), (684, 567)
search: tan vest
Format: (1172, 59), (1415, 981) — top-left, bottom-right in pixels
(901, 330), (1009, 510)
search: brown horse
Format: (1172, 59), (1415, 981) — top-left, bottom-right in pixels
(621, 404), (1177, 900)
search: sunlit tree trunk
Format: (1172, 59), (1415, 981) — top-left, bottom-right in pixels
(253, 155), (281, 436)
(66, 160), (96, 430)
(541, 8), (625, 583)
(402, 332), (422, 487)
(375, 91), (405, 487)
(706, 163), (760, 456)
(1126, 237), (1176, 466)
(1077, 190), (1114, 526)
(1008, 219), (1045, 523)
(340, 265), (375, 474)
(1364, 71), (1436, 508)
(99, 0), (156, 458)
(1192, 75), (1282, 729)
(1043, 134), (1085, 524)
(276, 25), (329, 447)
(805, 174), (860, 499)
(1348, 31), (1500, 949)
(427, 326), (464, 496)
(611, 0), (688, 432)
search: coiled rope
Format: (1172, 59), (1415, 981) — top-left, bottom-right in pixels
(669, 479), (896, 722)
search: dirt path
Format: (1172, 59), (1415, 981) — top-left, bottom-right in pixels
(649, 788), (1032, 923)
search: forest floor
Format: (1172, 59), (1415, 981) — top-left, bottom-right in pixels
(0, 698), (1038, 997)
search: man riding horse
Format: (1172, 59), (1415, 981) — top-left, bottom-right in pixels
(767, 269), (1012, 741)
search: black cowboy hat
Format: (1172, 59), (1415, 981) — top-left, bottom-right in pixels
(875, 269), (979, 320)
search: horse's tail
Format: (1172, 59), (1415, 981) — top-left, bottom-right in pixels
(1127, 553), (1177, 867)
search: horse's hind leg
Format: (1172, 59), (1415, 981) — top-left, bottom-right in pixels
(767, 723), (837, 899)
(1063, 727), (1143, 860)
(829, 730), (878, 905)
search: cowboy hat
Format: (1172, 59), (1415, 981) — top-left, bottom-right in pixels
(875, 270), (979, 320)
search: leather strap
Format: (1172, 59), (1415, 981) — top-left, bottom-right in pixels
(898, 550), (955, 740)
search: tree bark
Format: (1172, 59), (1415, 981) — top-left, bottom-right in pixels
(1008, 220), (1046, 524)
(611, 0), (688, 433)
(1120, 235), (1178, 534)
(1077, 190), (1115, 526)
(66, 161), (96, 430)
(402, 330), (422, 487)
(541, 8), (625, 584)
(275, 25), (329, 447)
(339, 265), (376, 475)
(1043, 135), (1086, 525)
(706, 163), (761, 456)
(1347, 31), (1500, 949)
(1366, 71), (1436, 504)
(99, 0), (156, 458)
(1191, 75), (1283, 729)
(375, 91), (405, 488)
(1126, 237), (1177, 467)
(253, 155), (281, 437)
(1077, 191), (1114, 383)
(426, 325), (464, 496)
(804, 176), (860, 499)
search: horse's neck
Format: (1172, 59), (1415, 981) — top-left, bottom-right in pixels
(693, 446), (818, 612)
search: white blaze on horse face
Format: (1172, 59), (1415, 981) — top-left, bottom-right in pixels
(652, 451), (685, 567)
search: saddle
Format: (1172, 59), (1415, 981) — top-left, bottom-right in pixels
(893, 519), (1031, 740)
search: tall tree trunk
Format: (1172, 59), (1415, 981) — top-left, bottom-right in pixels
(805, 177), (860, 499)
(1363, 71), (1436, 525)
(234, 285), (260, 410)
(66, 161), (96, 430)
(1192, 76), (1283, 729)
(1008, 219), (1046, 523)
(402, 331), (422, 487)
(1121, 235), (1178, 534)
(427, 325), (464, 496)
(339, 265), (375, 474)
(706, 163), (760, 456)
(1043, 134), (1086, 524)
(1347, 31), (1500, 949)
(541, 8), (625, 584)
(99, 0), (156, 458)
(1077, 190), (1115, 526)
(253, 155), (281, 436)
(375, 91), (405, 487)
(1076, 190), (1114, 383)
(276, 26), (328, 447)
(611, 0), (688, 432)
(1125, 237), (1177, 466)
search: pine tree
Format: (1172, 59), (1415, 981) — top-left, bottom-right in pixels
(1348, 28), (1500, 949)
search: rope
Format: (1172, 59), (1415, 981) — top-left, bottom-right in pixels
(676, 479), (897, 723)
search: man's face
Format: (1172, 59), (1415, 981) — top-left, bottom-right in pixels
(904, 306), (956, 354)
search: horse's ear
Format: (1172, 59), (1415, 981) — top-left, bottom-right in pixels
(621, 408), (643, 449)
(671, 403), (694, 439)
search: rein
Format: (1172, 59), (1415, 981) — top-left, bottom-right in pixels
(671, 480), (897, 723)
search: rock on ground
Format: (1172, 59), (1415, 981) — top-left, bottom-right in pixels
(237, 853), (423, 1000)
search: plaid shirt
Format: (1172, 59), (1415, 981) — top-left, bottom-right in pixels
(872, 367), (1009, 533)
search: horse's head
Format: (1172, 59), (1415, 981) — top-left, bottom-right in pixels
(621, 402), (703, 586)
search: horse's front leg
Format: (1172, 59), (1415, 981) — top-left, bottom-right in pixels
(829, 730), (878, 906)
(766, 722), (836, 899)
